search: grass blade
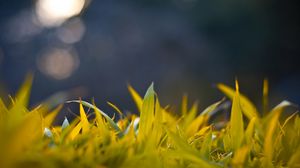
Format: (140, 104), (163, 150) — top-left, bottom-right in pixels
(217, 83), (258, 120)
(128, 85), (143, 113)
(67, 100), (122, 136)
(138, 83), (155, 141)
(230, 80), (244, 151)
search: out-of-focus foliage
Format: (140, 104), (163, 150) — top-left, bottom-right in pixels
(0, 77), (299, 168)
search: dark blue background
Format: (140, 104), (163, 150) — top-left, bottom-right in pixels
(0, 0), (299, 119)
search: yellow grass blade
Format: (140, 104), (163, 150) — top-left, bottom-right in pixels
(182, 102), (198, 130)
(200, 128), (212, 158)
(182, 94), (188, 116)
(185, 115), (206, 137)
(217, 83), (258, 120)
(128, 85), (143, 113)
(263, 101), (291, 125)
(263, 101), (291, 166)
(79, 101), (90, 133)
(15, 73), (33, 108)
(69, 121), (82, 140)
(262, 78), (269, 115)
(43, 105), (62, 127)
(5, 109), (43, 163)
(185, 99), (224, 137)
(230, 80), (244, 151)
(288, 146), (300, 167)
(0, 98), (8, 122)
(7, 75), (33, 127)
(232, 146), (249, 167)
(107, 101), (123, 117)
(280, 112), (297, 135)
(138, 83), (155, 141)
(154, 98), (165, 145)
(161, 108), (177, 125)
(166, 129), (220, 168)
(200, 98), (224, 116)
(67, 100), (122, 136)
(245, 117), (256, 144)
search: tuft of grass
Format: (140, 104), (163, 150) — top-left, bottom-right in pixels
(0, 77), (299, 168)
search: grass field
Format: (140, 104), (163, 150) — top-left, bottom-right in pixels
(0, 75), (299, 168)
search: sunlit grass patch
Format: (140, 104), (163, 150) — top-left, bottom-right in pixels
(0, 77), (299, 168)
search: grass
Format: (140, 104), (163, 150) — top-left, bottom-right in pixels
(0, 76), (299, 168)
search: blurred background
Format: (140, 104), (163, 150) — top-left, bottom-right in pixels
(0, 0), (299, 118)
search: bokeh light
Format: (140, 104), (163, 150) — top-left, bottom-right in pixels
(56, 18), (86, 44)
(37, 48), (80, 80)
(35, 0), (85, 27)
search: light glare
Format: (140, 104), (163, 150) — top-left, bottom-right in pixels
(36, 0), (85, 27)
